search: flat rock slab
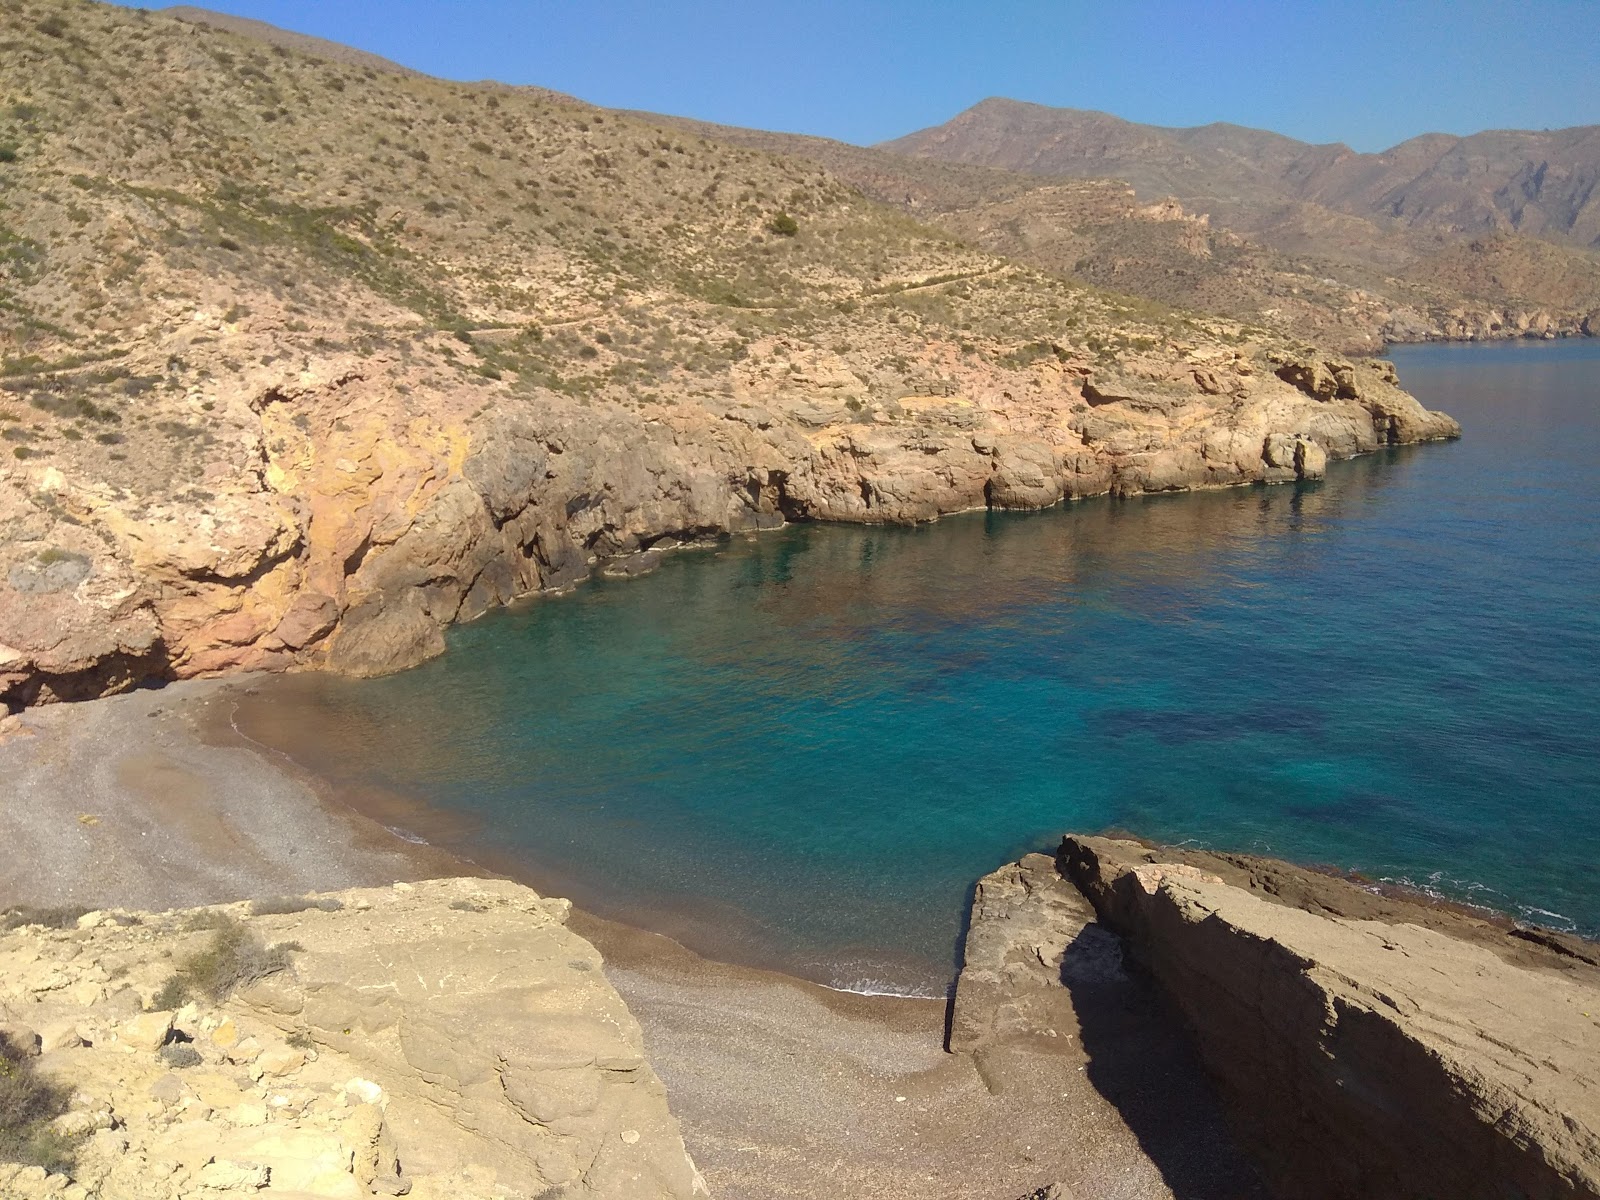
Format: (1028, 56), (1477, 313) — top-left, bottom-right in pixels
(948, 853), (1269, 1199)
(0, 878), (707, 1200)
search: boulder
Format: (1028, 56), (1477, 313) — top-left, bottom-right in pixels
(118, 1010), (175, 1051)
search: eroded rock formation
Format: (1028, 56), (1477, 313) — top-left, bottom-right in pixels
(0, 346), (1457, 709)
(0, 879), (707, 1199)
(955, 838), (1600, 1200)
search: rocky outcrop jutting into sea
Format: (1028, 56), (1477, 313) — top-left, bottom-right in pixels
(954, 838), (1600, 1200)
(0, 879), (708, 1200)
(0, 346), (1457, 712)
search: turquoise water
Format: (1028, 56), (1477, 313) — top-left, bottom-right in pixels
(245, 339), (1600, 994)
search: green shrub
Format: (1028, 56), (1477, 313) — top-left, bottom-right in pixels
(768, 212), (799, 238)
(0, 906), (89, 932)
(247, 896), (343, 917)
(0, 1033), (77, 1174)
(0, 147), (18, 166)
(153, 916), (292, 1006)
(150, 976), (188, 1011)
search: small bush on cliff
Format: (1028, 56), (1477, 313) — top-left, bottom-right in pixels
(768, 211), (798, 238)
(0, 906), (89, 932)
(248, 895), (343, 917)
(153, 916), (292, 1006)
(0, 1032), (78, 1174)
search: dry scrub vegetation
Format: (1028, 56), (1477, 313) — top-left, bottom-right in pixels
(0, 0), (1248, 501)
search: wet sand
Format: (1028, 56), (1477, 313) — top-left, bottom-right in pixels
(0, 680), (1243, 1200)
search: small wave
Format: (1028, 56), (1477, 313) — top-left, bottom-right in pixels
(1380, 872), (1496, 906)
(820, 978), (947, 1000)
(1517, 905), (1577, 931)
(1377, 873), (1581, 933)
(382, 824), (431, 846)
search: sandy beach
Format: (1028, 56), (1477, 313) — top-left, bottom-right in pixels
(0, 680), (1261, 1199)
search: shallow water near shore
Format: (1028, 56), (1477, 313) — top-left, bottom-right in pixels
(237, 339), (1600, 995)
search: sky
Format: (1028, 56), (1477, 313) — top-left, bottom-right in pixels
(130, 0), (1600, 151)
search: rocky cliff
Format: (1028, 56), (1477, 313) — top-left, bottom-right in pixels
(954, 838), (1600, 1200)
(0, 878), (707, 1199)
(0, 2), (1459, 712)
(0, 334), (1458, 709)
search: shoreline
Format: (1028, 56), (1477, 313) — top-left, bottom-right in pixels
(0, 677), (1222, 1199)
(7, 673), (1590, 1198)
(215, 670), (971, 1001)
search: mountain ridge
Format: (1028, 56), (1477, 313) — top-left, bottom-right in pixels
(880, 96), (1600, 249)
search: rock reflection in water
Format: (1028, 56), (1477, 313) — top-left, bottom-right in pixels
(234, 342), (1600, 987)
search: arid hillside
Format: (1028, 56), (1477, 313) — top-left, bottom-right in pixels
(883, 98), (1600, 248)
(0, 0), (1455, 711)
(654, 112), (1600, 352)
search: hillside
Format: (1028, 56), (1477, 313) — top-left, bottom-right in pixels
(0, 0), (1455, 711)
(869, 98), (1600, 342)
(160, 4), (420, 76)
(653, 113), (1600, 352)
(882, 98), (1600, 249)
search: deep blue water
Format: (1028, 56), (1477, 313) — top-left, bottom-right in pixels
(243, 339), (1600, 995)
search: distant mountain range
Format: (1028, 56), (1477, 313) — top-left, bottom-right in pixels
(881, 97), (1600, 250)
(658, 100), (1600, 352)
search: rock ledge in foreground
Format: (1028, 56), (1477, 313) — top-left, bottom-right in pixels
(1058, 835), (1600, 1200)
(0, 878), (708, 1200)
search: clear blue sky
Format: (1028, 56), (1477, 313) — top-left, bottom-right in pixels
(133, 0), (1599, 150)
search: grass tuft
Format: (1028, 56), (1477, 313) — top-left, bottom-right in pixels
(0, 1032), (78, 1174)
(153, 916), (293, 1007)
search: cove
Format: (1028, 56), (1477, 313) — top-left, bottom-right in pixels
(236, 338), (1600, 996)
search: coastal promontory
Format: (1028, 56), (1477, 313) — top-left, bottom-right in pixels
(0, 0), (1455, 713)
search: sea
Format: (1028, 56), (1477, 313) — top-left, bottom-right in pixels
(236, 338), (1600, 997)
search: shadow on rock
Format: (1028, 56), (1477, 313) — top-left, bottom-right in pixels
(1059, 924), (1268, 1200)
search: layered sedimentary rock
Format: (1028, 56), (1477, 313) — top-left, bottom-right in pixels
(0, 346), (1456, 709)
(959, 837), (1600, 1200)
(0, 879), (707, 1199)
